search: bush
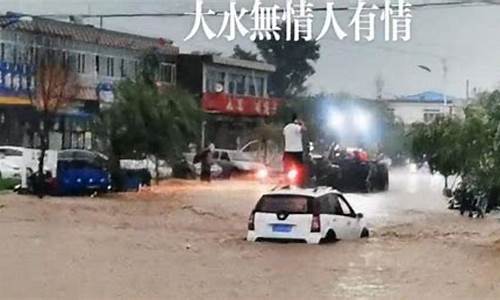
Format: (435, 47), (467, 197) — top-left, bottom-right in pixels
(0, 178), (20, 191)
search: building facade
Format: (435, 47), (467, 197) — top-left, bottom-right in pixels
(177, 54), (280, 149)
(384, 91), (461, 125)
(0, 14), (178, 149)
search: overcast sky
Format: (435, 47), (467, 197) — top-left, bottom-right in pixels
(2, 0), (500, 98)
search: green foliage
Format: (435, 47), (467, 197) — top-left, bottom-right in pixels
(101, 79), (200, 163)
(232, 45), (258, 61)
(0, 178), (20, 191)
(254, 22), (320, 98)
(95, 50), (201, 181)
(409, 116), (462, 179)
(408, 90), (500, 190)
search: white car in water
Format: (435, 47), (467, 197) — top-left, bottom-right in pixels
(247, 187), (369, 244)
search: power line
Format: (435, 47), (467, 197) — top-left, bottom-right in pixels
(35, 1), (497, 19)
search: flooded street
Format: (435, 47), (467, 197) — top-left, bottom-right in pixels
(1, 169), (500, 299)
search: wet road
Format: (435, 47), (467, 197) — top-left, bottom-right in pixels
(346, 167), (449, 226)
(1, 168), (500, 299)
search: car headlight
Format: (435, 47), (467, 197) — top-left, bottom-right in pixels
(256, 168), (268, 179)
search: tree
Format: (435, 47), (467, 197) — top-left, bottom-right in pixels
(30, 49), (80, 197)
(98, 50), (201, 185)
(408, 116), (462, 189)
(254, 22), (320, 98)
(232, 45), (258, 61)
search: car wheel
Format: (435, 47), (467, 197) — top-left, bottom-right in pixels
(321, 230), (337, 244)
(363, 180), (373, 193)
(360, 228), (370, 238)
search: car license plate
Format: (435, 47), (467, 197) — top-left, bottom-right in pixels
(272, 224), (292, 233)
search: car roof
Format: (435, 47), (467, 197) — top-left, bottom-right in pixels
(263, 186), (342, 198)
(0, 146), (25, 151)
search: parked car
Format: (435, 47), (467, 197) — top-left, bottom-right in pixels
(213, 149), (267, 178)
(0, 160), (21, 179)
(56, 150), (111, 196)
(120, 156), (172, 180)
(0, 146), (24, 170)
(247, 186), (369, 244)
(0, 146), (56, 176)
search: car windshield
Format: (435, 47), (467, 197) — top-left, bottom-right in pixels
(231, 152), (256, 162)
(256, 195), (310, 213)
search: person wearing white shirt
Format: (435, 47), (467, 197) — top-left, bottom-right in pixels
(283, 113), (306, 181)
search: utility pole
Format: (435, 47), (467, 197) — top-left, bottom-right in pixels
(201, 121), (207, 148)
(466, 79), (470, 101)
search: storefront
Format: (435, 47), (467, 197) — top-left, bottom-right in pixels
(177, 54), (280, 149)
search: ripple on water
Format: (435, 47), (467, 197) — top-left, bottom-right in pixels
(334, 276), (389, 298)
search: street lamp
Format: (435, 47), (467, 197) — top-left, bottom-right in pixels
(416, 64), (450, 113)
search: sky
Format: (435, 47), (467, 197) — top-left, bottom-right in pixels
(1, 0), (500, 98)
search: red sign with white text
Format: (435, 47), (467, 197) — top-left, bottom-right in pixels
(202, 92), (280, 117)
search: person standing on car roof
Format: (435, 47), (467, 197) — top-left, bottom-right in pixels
(283, 113), (307, 183)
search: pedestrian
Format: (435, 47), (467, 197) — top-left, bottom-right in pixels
(476, 192), (488, 218)
(462, 187), (475, 218)
(194, 143), (215, 182)
(283, 113), (306, 185)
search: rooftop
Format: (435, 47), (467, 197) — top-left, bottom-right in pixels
(388, 91), (456, 104)
(264, 186), (341, 198)
(180, 54), (276, 73)
(0, 13), (178, 55)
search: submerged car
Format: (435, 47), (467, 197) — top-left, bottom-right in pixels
(247, 186), (369, 244)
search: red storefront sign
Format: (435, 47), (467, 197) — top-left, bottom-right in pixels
(202, 92), (280, 117)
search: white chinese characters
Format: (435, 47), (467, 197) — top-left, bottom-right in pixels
(185, 0), (413, 42)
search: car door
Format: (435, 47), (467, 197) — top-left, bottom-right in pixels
(337, 195), (363, 239)
(326, 194), (351, 239)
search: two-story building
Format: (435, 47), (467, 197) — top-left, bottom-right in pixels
(0, 14), (178, 149)
(177, 54), (280, 149)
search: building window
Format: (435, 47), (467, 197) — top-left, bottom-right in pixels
(28, 47), (36, 65)
(159, 63), (175, 83)
(229, 73), (246, 95)
(249, 77), (264, 97)
(135, 61), (140, 77)
(120, 59), (126, 77)
(423, 109), (443, 123)
(95, 55), (100, 74)
(61, 50), (69, 66)
(106, 57), (114, 77)
(0, 43), (4, 61)
(206, 70), (226, 93)
(77, 53), (86, 74)
(12, 46), (17, 64)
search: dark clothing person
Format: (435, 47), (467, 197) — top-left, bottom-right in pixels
(194, 146), (214, 182)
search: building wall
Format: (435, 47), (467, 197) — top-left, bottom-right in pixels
(387, 101), (457, 124)
(176, 55), (203, 96)
(0, 27), (177, 150)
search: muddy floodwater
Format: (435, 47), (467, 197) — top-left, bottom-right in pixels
(1, 168), (500, 299)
